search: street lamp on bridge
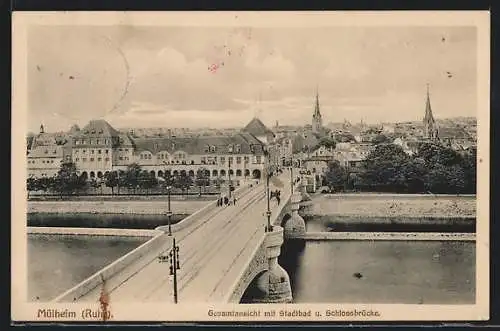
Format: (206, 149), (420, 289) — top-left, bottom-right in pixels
(228, 157), (232, 199)
(158, 237), (181, 303)
(162, 161), (174, 236)
(166, 184), (173, 236)
(264, 149), (273, 233)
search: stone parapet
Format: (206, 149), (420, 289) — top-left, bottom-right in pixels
(53, 232), (170, 302)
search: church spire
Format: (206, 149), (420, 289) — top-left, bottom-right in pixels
(423, 83), (438, 140)
(314, 85), (321, 117)
(424, 84), (434, 122)
(39, 123), (45, 134)
(312, 86), (322, 134)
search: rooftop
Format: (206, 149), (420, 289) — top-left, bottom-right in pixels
(242, 117), (274, 137)
(75, 119), (120, 138)
(132, 132), (265, 155)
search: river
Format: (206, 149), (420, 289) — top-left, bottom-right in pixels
(27, 214), (475, 304)
(28, 234), (148, 301)
(279, 239), (475, 304)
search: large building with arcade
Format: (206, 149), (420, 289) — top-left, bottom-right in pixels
(27, 119), (268, 184)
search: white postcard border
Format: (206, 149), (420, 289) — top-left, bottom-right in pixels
(11, 10), (490, 322)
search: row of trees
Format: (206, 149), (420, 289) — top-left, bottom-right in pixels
(323, 142), (476, 194)
(27, 163), (225, 197)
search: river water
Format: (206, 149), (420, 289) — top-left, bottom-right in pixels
(28, 234), (148, 301)
(28, 218), (475, 304)
(279, 239), (475, 304)
(277, 214), (475, 304)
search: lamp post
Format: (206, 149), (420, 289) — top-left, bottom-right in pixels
(158, 237), (180, 303)
(264, 150), (273, 233)
(166, 184), (172, 236)
(290, 156), (294, 194)
(162, 162), (174, 236)
(228, 158), (232, 199)
(266, 172), (272, 232)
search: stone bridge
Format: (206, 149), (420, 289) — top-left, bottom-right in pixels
(54, 171), (311, 304)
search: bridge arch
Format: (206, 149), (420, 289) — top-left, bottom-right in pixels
(239, 270), (268, 303)
(280, 213), (292, 228)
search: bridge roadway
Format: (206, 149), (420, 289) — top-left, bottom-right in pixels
(76, 173), (291, 303)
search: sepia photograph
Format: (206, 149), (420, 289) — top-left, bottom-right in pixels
(12, 11), (490, 322)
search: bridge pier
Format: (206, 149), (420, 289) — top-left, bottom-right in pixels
(247, 226), (293, 303)
(283, 190), (306, 239)
(298, 176), (313, 216)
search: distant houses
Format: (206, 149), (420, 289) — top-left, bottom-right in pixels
(27, 85), (477, 194)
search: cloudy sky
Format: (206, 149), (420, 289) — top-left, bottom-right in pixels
(27, 24), (477, 133)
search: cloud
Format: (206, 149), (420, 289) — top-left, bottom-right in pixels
(244, 46), (295, 80)
(27, 25), (478, 132)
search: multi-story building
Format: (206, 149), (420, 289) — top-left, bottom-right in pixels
(274, 136), (294, 166)
(27, 145), (65, 178)
(27, 119), (268, 184)
(70, 120), (128, 179)
(27, 124), (72, 178)
(332, 142), (373, 172)
(131, 132), (266, 183)
(303, 145), (335, 176)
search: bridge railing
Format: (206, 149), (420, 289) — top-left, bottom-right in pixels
(224, 235), (266, 303)
(52, 230), (168, 302)
(272, 181), (301, 226)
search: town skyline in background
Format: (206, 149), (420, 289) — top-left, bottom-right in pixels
(27, 25), (477, 133)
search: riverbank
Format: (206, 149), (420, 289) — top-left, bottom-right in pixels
(28, 194), (217, 202)
(311, 193), (476, 218)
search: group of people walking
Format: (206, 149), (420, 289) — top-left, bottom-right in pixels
(217, 195), (237, 207)
(271, 189), (281, 205)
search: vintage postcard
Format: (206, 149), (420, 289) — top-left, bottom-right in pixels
(12, 11), (490, 322)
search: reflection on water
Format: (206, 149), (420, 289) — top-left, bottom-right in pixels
(279, 240), (475, 304)
(28, 234), (148, 301)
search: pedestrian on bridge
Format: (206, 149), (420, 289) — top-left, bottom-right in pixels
(233, 196), (237, 205)
(224, 196), (229, 206)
